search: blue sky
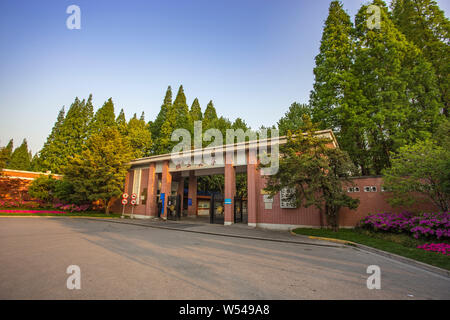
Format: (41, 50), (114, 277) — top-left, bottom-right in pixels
(0, 0), (449, 154)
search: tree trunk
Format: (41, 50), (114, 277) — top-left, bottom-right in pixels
(105, 199), (110, 215)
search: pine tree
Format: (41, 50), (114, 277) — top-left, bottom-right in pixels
(310, 0), (354, 131)
(158, 85), (191, 154)
(309, 1), (372, 174)
(38, 96), (92, 173)
(0, 139), (13, 171)
(89, 98), (117, 135)
(8, 139), (31, 171)
(63, 128), (134, 214)
(391, 0), (449, 116)
(116, 108), (127, 135)
(127, 115), (152, 158)
(353, 0), (441, 173)
(190, 98), (203, 122)
(151, 86), (172, 154)
(203, 100), (218, 130)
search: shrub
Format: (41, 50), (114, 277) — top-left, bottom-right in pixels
(359, 212), (450, 241)
(417, 243), (450, 256)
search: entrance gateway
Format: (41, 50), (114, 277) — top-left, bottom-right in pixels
(118, 131), (338, 227)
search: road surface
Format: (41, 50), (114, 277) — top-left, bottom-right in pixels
(0, 217), (448, 299)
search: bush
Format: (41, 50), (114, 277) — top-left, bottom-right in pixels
(417, 243), (450, 256)
(28, 175), (59, 203)
(359, 212), (450, 241)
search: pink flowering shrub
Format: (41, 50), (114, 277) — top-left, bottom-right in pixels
(0, 198), (91, 213)
(417, 243), (450, 256)
(359, 212), (450, 240)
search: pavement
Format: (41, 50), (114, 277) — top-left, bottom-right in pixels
(0, 217), (449, 299)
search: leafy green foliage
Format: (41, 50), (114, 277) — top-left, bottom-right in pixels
(28, 175), (59, 203)
(382, 139), (450, 211)
(263, 115), (359, 231)
(63, 128), (134, 213)
(8, 139), (31, 171)
(391, 0), (450, 116)
(0, 139), (13, 171)
(278, 103), (312, 136)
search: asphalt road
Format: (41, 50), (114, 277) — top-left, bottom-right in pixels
(0, 217), (448, 299)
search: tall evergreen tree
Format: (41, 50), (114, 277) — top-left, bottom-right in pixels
(391, 0), (449, 116)
(309, 1), (371, 174)
(203, 100), (218, 130)
(8, 139), (31, 171)
(158, 85), (191, 154)
(38, 96), (92, 173)
(63, 128), (134, 213)
(189, 98), (203, 122)
(0, 139), (13, 171)
(127, 115), (152, 158)
(116, 108), (127, 135)
(352, 0), (441, 173)
(89, 98), (117, 135)
(151, 86), (172, 154)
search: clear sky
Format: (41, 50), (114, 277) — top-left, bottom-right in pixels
(0, 0), (449, 154)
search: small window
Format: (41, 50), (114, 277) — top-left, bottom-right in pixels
(381, 186), (388, 192)
(347, 187), (354, 193)
(364, 186), (371, 192)
(354, 187), (360, 193)
(371, 186), (377, 192)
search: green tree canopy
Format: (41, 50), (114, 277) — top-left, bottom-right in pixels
(263, 115), (359, 231)
(278, 103), (312, 136)
(89, 98), (117, 135)
(382, 139), (450, 211)
(8, 139), (31, 171)
(391, 0), (449, 116)
(63, 128), (134, 213)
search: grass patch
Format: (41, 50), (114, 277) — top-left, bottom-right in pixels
(293, 228), (450, 271)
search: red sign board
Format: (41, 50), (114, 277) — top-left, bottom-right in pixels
(122, 193), (129, 199)
(121, 199), (128, 205)
(130, 199), (137, 205)
(131, 193), (137, 200)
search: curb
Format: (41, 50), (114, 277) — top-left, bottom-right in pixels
(86, 217), (345, 249)
(290, 231), (449, 278)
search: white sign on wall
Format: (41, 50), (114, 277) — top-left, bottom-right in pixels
(280, 187), (298, 209)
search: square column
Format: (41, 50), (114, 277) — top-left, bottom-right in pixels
(160, 160), (172, 219)
(188, 171), (197, 216)
(146, 163), (158, 217)
(177, 177), (184, 214)
(224, 163), (236, 225)
(247, 161), (258, 227)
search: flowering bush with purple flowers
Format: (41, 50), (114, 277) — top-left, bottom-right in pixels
(359, 212), (450, 241)
(417, 243), (450, 256)
(0, 198), (91, 213)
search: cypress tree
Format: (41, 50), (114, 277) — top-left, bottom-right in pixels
(353, 0), (441, 173)
(158, 85), (190, 154)
(190, 98), (203, 122)
(8, 139), (31, 171)
(116, 108), (127, 135)
(89, 98), (117, 135)
(0, 139), (13, 171)
(309, 1), (371, 174)
(151, 86), (172, 154)
(127, 115), (152, 158)
(203, 100), (218, 130)
(391, 0), (449, 116)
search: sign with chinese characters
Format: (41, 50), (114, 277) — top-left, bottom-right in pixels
(280, 187), (297, 209)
